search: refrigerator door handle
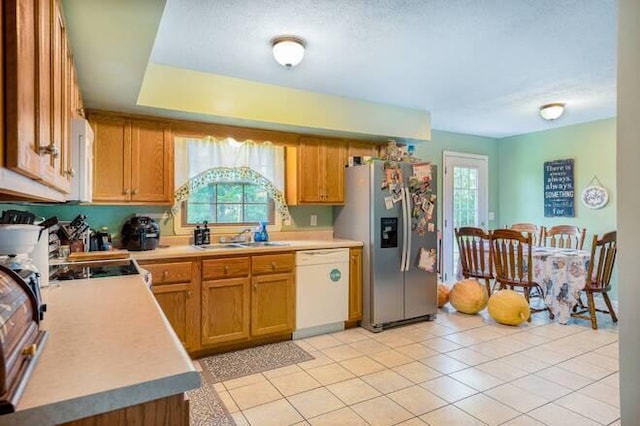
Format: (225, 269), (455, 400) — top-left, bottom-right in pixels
(400, 187), (408, 272)
(404, 187), (412, 271)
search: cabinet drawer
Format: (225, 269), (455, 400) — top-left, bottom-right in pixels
(252, 253), (295, 275)
(203, 257), (250, 280)
(142, 262), (192, 285)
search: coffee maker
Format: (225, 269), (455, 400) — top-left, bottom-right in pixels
(0, 224), (47, 320)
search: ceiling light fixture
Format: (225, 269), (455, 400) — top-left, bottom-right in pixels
(539, 103), (566, 121)
(272, 36), (305, 69)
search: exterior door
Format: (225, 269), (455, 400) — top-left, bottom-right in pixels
(442, 152), (489, 283)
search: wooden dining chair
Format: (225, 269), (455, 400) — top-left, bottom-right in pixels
(510, 223), (545, 246)
(544, 225), (586, 250)
(571, 231), (617, 330)
(489, 229), (553, 321)
(455, 227), (494, 296)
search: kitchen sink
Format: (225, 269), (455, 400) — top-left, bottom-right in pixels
(236, 241), (290, 247)
(192, 243), (246, 250)
(193, 241), (290, 250)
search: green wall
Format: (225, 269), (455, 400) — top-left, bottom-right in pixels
(498, 118), (617, 298)
(0, 203), (332, 238)
(498, 118), (617, 241)
(413, 129), (501, 232)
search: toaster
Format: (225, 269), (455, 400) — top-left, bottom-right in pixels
(120, 216), (160, 251)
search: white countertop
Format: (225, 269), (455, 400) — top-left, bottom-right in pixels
(0, 276), (200, 425)
(131, 238), (363, 261)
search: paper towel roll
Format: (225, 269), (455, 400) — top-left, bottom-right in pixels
(30, 228), (49, 288)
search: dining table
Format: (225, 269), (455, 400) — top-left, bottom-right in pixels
(457, 243), (591, 324)
(530, 246), (591, 324)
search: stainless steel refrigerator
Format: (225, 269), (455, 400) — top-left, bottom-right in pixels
(334, 161), (438, 332)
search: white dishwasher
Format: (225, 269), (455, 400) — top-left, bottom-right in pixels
(294, 248), (350, 339)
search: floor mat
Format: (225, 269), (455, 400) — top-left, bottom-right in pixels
(188, 341), (314, 425)
(188, 370), (235, 426)
(199, 341), (315, 383)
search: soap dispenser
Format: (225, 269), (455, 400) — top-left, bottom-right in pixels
(202, 221), (211, 245)
(193, 224), (203, 246)
(259, 221), (268, 242)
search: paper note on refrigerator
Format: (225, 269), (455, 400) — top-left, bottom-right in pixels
(418, 248), (437, 272)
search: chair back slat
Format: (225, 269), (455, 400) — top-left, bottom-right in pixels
(510, 223), (544, 246)
(587, 231), (617, 290)
(545, 225), (586, 250)
(490, 229), (533, 287)
(455, 227), (493, 280)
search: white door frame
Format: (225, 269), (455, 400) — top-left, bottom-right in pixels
(442, 151), (489, 283)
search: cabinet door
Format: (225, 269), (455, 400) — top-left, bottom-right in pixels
(152, 282), (197, 351)
(51, 5), (71, 193)
(348, 141), (379, 159)
(130, 120), (173, 203)
(91, 116), (131, 201)
(297, 138), (324, 203)
(251, 273), (295, 337)
(323, 142), (345, 203)
(36, 0), (56, 185)
(5, 0), (42, 180)
(202, 278), (250, 346)
(349, 247), (363, 321)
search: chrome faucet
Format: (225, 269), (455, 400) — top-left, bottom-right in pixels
(230, 227), (253, 243)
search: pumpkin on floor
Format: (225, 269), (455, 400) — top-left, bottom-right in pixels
(488, 289), (531, 326)
(437, 283), (450, 307)
(449, 279), (488, 314)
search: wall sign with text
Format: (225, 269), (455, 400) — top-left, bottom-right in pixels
(544, 159), (575, 217)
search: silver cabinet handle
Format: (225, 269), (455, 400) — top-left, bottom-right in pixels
(39, 142), (59, 158)
(65, 168), (76, 177)
(132, 189), (138, 195)
(123, 188), (130, 195)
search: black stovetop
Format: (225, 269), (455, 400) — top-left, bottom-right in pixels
(49, 259), (140, 281)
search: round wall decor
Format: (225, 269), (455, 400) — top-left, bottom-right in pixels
(581, 185), (609, 209)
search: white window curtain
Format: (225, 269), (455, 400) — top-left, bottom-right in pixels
(174, 136), (285, 191)
(172, 136), (286, 235)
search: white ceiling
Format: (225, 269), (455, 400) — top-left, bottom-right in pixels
(66, 0), (617, 139)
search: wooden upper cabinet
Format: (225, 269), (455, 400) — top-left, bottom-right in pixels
(4, 0), (78, 196)
(37, 0), (54, 184)
(130, 120), (173, 203)
(323, 142), (345, 203)
(287, 136), (346, 205)
(91, 115), (130, 202)
(297, 138), (324, 203)
(90, 114), (173, 204)
(347, 141), (379, 159)
(5, 0), (41, 180)
(51, 4), (71, 193)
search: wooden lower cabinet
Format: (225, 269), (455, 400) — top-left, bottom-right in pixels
(141, 259), (199, 352)
(348, 247), (363, 322)
(198, 253), (295, 351)
(61, 393), (189, 426)
(201, 277), (250, 346)
(251, 273), (295, 336)
(141, 249), (363, 354)
(152, 283), (195, 350)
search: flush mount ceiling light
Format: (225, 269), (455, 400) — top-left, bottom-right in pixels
(272, 36), (305, 68)
(539, 103), (566, 121)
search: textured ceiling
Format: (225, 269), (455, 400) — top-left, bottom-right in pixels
(149, 0), (616, 137)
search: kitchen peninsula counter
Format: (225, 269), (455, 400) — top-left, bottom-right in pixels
(0, 276), (199, 425)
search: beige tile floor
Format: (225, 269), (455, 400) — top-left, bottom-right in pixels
(209, 306), (619, 426)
